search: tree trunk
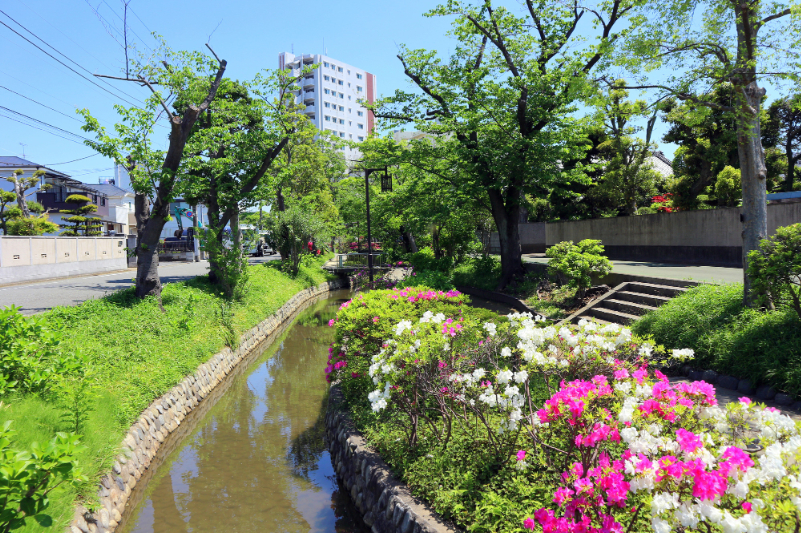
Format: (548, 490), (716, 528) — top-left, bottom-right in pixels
(134, 192), (163, 298)
(432, 226), (441, 259)
(401, 226), (418, 253)
(786, 138), (797, 192)
(737, 81), (769, 306)
(14, 181), (29, 219)
(231, 209), (240, 251)
(191, 203), (200, 262)
(488, 188), (524, 290)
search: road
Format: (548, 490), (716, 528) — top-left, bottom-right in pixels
(522, 254), (743, 284)
(0, 254), (281, 315)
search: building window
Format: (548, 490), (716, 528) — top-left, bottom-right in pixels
(324, 62), (329, 67)
(338, 80), (343, 85)
(356, 73), (363, 79)
(324, 75), (330, 81)
(348, 95), (351, 100)
(347, 69), (351, 74)
(324, 102), (330, 108)
(339, 92), (344, 98)
(100, 197), (106, 206)
(358, 123), (364, 129)
(357, 110), (364, 116)
(348, 82), (351, 87)
(339, 105), (344, 111)
(356, 86), (363, 92)
(338, 67), (343, 72)
(324, 88), (330, 94)
(325, 115), (331, 121)
(339, 132), (345, 138)
(358, 136), (364, 141)
(349, 134), (353, 138)
(339, 119), (344, 124)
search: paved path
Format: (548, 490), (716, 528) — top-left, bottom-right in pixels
(0, 254), (280, 315)
(523, 254), (743, 284)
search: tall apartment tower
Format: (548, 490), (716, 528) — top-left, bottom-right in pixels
(278, 52), (376, 162)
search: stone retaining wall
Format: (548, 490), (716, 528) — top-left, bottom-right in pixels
(70, 278), (348, 533)
(326, 384), (459, 533)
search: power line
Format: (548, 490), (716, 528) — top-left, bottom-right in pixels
(70, 166), (114, 178)
(0, 9), (144, 107)
(0, 85), (83, 123)
(14, 0), (121, 73)
(0, 67), (81, 109)
(99, 0), (154, 53)
(0, 112), (88, 145)
(0, 106), (91, 141)
(44, 154), (101, 165)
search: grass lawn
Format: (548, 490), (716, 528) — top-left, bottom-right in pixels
(2, 255), (336, 532)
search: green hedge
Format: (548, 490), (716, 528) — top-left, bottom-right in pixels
(632, 283), (801, 395)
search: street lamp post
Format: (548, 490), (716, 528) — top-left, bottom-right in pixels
(361, 165), (391, 284)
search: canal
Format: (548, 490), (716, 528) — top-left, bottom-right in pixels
(119, 289), (368, 533)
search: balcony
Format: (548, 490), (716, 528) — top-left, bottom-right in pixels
(304, 93), (316, 104)
(303, 104), (316, 114)
(302, 76), (314, 89)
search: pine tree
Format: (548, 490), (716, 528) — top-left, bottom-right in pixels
(60, 195), (102, 236)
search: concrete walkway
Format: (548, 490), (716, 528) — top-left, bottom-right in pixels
(523, 254), (743, 284)
(0, 254), (280, 315)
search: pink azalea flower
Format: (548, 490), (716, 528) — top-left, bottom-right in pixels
(739, 396), (752, 405)
(516, 450), (527, 461)
(523, 517), (536, 530)
(372, 316), (379, 323)
(328, 318), (336, 327)
(676, 428), (704, 454)
(742, 502), (752, 513)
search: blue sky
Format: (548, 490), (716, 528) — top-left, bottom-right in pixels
(1, 0), (694, 185)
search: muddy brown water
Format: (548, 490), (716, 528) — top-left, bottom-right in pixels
(118, 289), (514, 533)
(118, 290), (368, 533)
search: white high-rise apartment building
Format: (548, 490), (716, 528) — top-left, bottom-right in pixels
(278, 52), (376, 161)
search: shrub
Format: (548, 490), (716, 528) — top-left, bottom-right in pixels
(747, 222), (801, 320)
(395, 270), (453, 291)
(5, 216), (59, 236)
(633, 283), (801, 394)
(546, 240), (612, 297)
(59, 195), (101, 237)
(407, 247), (452, 273)
(0, 307), (79, 395)
(199, 225), (250, 301)
(329, 295), (801, 533)
(0, 422), (86, 532)
(451, 255), (501, 290)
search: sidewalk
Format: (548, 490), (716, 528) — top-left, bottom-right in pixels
(522, 254), (743, 284)
(0, 254), (280, 315)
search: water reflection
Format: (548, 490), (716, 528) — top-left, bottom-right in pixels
(120, 291), (368, 533)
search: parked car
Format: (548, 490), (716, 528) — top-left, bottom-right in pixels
(248, 231), (272, 256)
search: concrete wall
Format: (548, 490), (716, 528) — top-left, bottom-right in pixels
(489, 222), (546, 254)
(488, 202), (801, 267)
(0, 236), (128, 285)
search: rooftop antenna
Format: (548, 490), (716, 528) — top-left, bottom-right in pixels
(19, 143), (26, 159)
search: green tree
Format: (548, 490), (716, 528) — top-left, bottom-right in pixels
(592, 81), (661, 215)
(764, 95), (801, 191)
(620, 0), (801, 304)
(80, 40), (228, 299)
(5, 169), (44, 219)
(59, 194), (101, 236)
(374, 0), (636, 288)
(715, 165), (742, 207)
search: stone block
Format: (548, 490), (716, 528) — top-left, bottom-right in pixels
(688, 370), (704, 381)
(717, 375), (739, 390)
(738, 379), (755, 395)
(756, 385), (777, 401)
(791, 401), (801, 412)
(774, 393), (793, 406)
(701, 370), (718, 383)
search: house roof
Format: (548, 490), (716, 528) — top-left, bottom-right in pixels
(0, 156), (70, 179)
(648, 150), (673, 177)
(91, 183), (134, 196)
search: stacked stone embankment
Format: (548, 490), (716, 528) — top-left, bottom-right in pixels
(326, 384), (460, 533)
(70, 279), (347, 533)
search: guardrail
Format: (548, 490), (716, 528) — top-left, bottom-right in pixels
(334, 252), (386, 269)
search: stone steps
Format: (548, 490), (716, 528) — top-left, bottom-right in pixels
(562, 279), (696, 327)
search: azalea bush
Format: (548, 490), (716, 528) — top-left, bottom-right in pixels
(328, 289), (801, 532)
